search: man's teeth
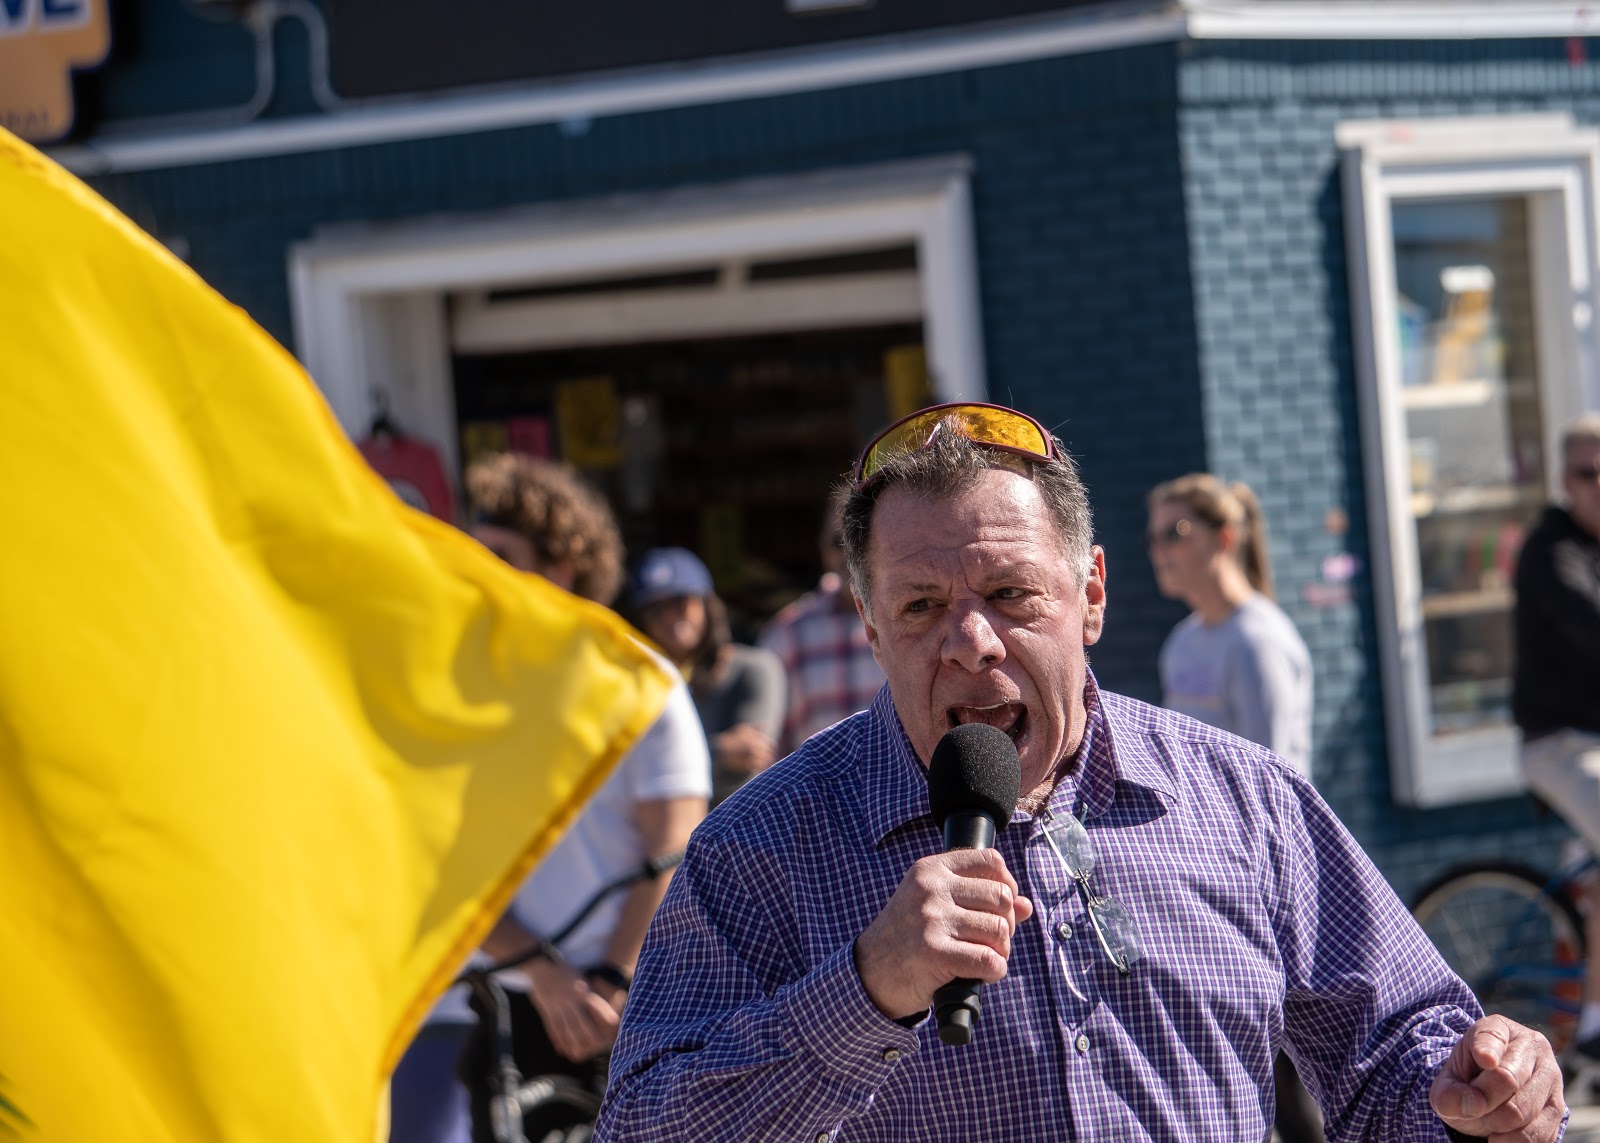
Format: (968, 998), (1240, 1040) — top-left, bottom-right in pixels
(952, 703), (1022, 731)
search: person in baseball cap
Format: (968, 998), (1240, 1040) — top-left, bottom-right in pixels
(628, 548), (785, 806)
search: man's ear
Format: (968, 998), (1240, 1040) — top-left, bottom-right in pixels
(1082, 546), (1107, 646)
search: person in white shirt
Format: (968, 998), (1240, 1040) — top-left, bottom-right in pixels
(388, 453), (709, 1143)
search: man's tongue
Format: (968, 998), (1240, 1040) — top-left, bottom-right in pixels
(951, 703), (1025, 737)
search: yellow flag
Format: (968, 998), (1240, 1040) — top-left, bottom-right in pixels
(0, 130), (673, 1141)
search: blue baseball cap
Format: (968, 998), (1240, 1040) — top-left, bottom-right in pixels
(630, 547), (714, 608)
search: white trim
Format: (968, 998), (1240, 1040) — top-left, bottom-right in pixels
(1189, 0), (1600, 40)
(290, 155), (985, 439)
(48, 5), (1184, 175)
(450, 271), (925, 353)
(1335, 114), (1584, 155)
(1338, 112), (1600, 807)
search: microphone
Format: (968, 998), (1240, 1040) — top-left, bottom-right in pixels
(926, 722), (1021, 1046)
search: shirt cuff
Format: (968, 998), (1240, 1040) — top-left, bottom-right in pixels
(775, 940), (922, 1094)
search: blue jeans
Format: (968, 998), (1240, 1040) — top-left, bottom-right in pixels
(390, 1023), (473, 1143)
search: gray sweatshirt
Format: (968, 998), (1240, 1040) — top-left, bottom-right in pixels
(1158, 593), (1314, 777)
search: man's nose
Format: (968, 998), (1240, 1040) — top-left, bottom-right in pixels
(942, 602), (1005, 672)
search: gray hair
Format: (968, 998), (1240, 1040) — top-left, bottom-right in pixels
(1563, 412), (1600, 453)
(841, 421), (1094, 607)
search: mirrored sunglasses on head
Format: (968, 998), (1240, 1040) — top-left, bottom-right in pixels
(852, 402), (1057, 486)
(1040, 810), (1144, 975)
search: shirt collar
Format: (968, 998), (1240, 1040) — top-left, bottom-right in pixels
(862, 686), (933, 847)
(861, 672), (1176, 846)
(1061, 672), (1176, 822)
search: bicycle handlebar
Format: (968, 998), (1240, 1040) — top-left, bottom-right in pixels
(460, 849), (685, 980)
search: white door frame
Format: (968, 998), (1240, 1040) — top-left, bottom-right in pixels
(288, 154), (987, 479)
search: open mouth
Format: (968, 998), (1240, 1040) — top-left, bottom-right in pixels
(947, 702), (1028, 743)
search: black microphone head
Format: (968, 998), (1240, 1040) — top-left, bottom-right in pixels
(928, 723), (1021, 833)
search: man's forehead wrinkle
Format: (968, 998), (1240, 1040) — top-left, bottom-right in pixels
(879, 550), (1053, 594)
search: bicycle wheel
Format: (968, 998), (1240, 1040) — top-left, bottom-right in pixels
(1412, 861), (1586, 1052)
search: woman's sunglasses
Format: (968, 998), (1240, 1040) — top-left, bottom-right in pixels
(1144, 518), (1197, 550)
(852, 402), (1057, 487)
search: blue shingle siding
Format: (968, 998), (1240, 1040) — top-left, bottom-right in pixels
(1177, 37), (1594, 898)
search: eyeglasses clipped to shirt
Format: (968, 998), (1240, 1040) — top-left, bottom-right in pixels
(1039, 809), (1144, 975)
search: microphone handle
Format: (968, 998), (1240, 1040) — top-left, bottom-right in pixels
(934, 811), (998, 1045)
(942, 812), (996, 853)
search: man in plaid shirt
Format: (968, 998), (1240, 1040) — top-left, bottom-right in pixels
(759, 490), (885, 755)
(601, 405), (1567, 1142)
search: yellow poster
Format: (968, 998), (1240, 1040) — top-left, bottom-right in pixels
(700, 503), (743, 593)
(459, 419), (510, 471)
(884, 344), (932, 421)
(557, 376), (624, 468)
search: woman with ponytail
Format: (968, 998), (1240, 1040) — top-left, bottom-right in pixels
(1145, 474), (1313, 776)
(1147, 473), (1320, 1143)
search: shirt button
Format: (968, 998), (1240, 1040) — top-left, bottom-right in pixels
(1075, 1033), (1090, 1054)
(816, 1134), (831, 1143)
(1055, 921), (1072, 941)
(882, 1048), (902, 1062)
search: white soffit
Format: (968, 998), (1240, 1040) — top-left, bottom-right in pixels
(1187, 1), (1600, 40)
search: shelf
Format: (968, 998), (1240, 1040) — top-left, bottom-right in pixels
(1411, 482), (1542, 519)
(1399, 378), (1535, 411)
(1401, 379), (1496, 410)
(1420, 588), (1514, 620)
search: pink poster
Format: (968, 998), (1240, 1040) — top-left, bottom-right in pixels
(507, 416), (553, 459)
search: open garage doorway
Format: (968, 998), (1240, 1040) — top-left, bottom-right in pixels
(452, 322), (927, 636)
(289, 155), (983, 629)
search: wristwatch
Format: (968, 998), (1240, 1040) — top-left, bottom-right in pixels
(586, 962), (632, 992)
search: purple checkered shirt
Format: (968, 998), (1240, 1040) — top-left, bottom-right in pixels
(597, 675), (1537, 1142)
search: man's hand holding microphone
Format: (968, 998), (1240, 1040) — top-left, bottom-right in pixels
(853, 724), (1030, 1040)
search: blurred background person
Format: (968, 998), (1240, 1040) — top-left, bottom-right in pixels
(758, 487), (885, 756)
(626, 546), (785, 806)
(1145, 472), (1319, 1143)
(1515, 413), (1600, 1061)
(1146, 473), (1313, 778)
(389, 453), (710, 1143)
